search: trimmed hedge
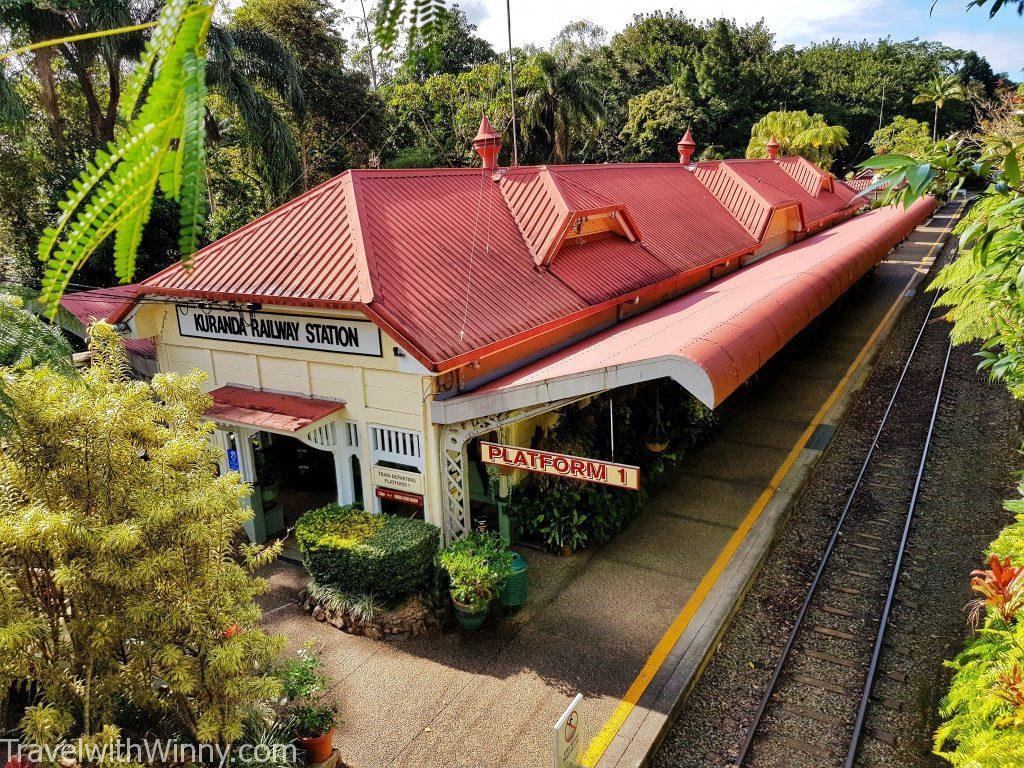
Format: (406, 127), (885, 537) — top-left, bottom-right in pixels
(296, 504), (440, 603)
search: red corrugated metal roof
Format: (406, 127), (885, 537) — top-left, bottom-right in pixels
(61, 284), (142, 325)
(551, 236), (674, 303)
(693, 162), (777, 238)
(728, 160), (858, 227)
(127, 158), (865, 370)
(433, 196), (937, 423)
(206, 385), (344, 432)
(545, 164), (759, 272)
(778, 156), (827, 196)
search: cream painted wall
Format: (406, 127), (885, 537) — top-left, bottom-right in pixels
(747, 208), (801, 264)
(133, 302), (446, 528)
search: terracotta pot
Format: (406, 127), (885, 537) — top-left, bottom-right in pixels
(297, 728), (335, 764)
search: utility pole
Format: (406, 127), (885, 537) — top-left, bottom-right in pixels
(506, 0), (519, 166)
(878, 80), (886, 131)
(359, 0), (379, 90)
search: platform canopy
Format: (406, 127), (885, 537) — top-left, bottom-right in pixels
(206, 385), (345, 432)
(430, 197), (935, 425)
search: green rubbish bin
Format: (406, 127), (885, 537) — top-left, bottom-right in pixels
(500, 552), (529, 609)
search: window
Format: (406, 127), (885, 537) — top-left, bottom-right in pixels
(369, 425), (424, 472)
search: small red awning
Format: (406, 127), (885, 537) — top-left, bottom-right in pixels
(206, 385), (344, 432)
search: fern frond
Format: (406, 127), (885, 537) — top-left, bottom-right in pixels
(120, 0), (191, 121)
(38, 0), (214, 317)
(177, 50), (207, 261)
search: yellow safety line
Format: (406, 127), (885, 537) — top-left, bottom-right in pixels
(581, 205), (961, 767)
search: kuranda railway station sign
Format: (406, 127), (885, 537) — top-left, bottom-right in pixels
(177, 306), (383, 356)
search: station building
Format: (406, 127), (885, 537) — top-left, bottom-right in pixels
(64, 120), (936, 545)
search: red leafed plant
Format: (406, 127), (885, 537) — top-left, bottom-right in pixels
(995, 664), (1024, 708)
(969, 554), (1024, 626)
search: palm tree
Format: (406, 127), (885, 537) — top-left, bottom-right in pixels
(913, 74), (968, 142)
(205, 23), (305, 195)
(520, 51), (604, 163)
(745, 110), (849, 169)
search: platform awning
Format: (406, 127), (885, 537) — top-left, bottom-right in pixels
(431, 197), (936, 425)
(206, 385), (345, 432)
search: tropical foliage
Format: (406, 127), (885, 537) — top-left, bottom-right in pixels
(745, 110), (849, 169)
(0, 322), (283, 746)
(0, 293), (73, 373)
(869, 116), (934, 158)
(936, 485), (1024, 765)
(510, 381), (717, 552)
(914, 73), (971, 141)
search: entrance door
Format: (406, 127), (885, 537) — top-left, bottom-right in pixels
(252, 432), (338, 531)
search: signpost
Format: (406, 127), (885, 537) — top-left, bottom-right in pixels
(480, 442), (640, 490)
(371, 465), (424, 495)
(553, 693), (584, 768)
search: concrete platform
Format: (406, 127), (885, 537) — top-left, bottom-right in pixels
(256, 201), (962, 768)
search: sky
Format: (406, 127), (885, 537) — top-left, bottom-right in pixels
(461, 0), (1022, 76)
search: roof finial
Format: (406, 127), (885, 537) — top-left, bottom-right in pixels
(677, 127), (696, 165)
(766, 134), (780, 161)
(473, 113), (503, 171)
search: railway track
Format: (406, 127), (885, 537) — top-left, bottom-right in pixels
(733, 211), (961, 768)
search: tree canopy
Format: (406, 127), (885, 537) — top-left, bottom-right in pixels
(745, 110), (849, 169)
(0, 323), (282, 747)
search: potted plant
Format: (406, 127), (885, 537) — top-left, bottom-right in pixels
(277, 644), (340, 763)
(439, 531), (514, 630)
(293, 698), (340, 763)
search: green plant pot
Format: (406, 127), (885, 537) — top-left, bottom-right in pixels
(499, 552), (528, 609)
(452, 598), (487, 630)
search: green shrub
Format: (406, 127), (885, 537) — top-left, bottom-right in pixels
(438, 531), (514, 612)
(296, 504), (439, 603)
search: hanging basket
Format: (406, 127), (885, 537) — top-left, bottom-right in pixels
(645, 385), (669, 453)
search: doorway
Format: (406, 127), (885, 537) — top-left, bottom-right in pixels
(252, 432), (338, 532)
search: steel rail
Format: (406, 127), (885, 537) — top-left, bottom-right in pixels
(732, 282), (947, 767)
(843, 338), (953, 767)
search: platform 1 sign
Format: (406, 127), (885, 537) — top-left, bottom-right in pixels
(553, 693), (583, 768)
(480, 442), (640, 490)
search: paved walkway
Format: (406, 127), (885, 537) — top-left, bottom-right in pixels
(257, 209), (951, 768)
